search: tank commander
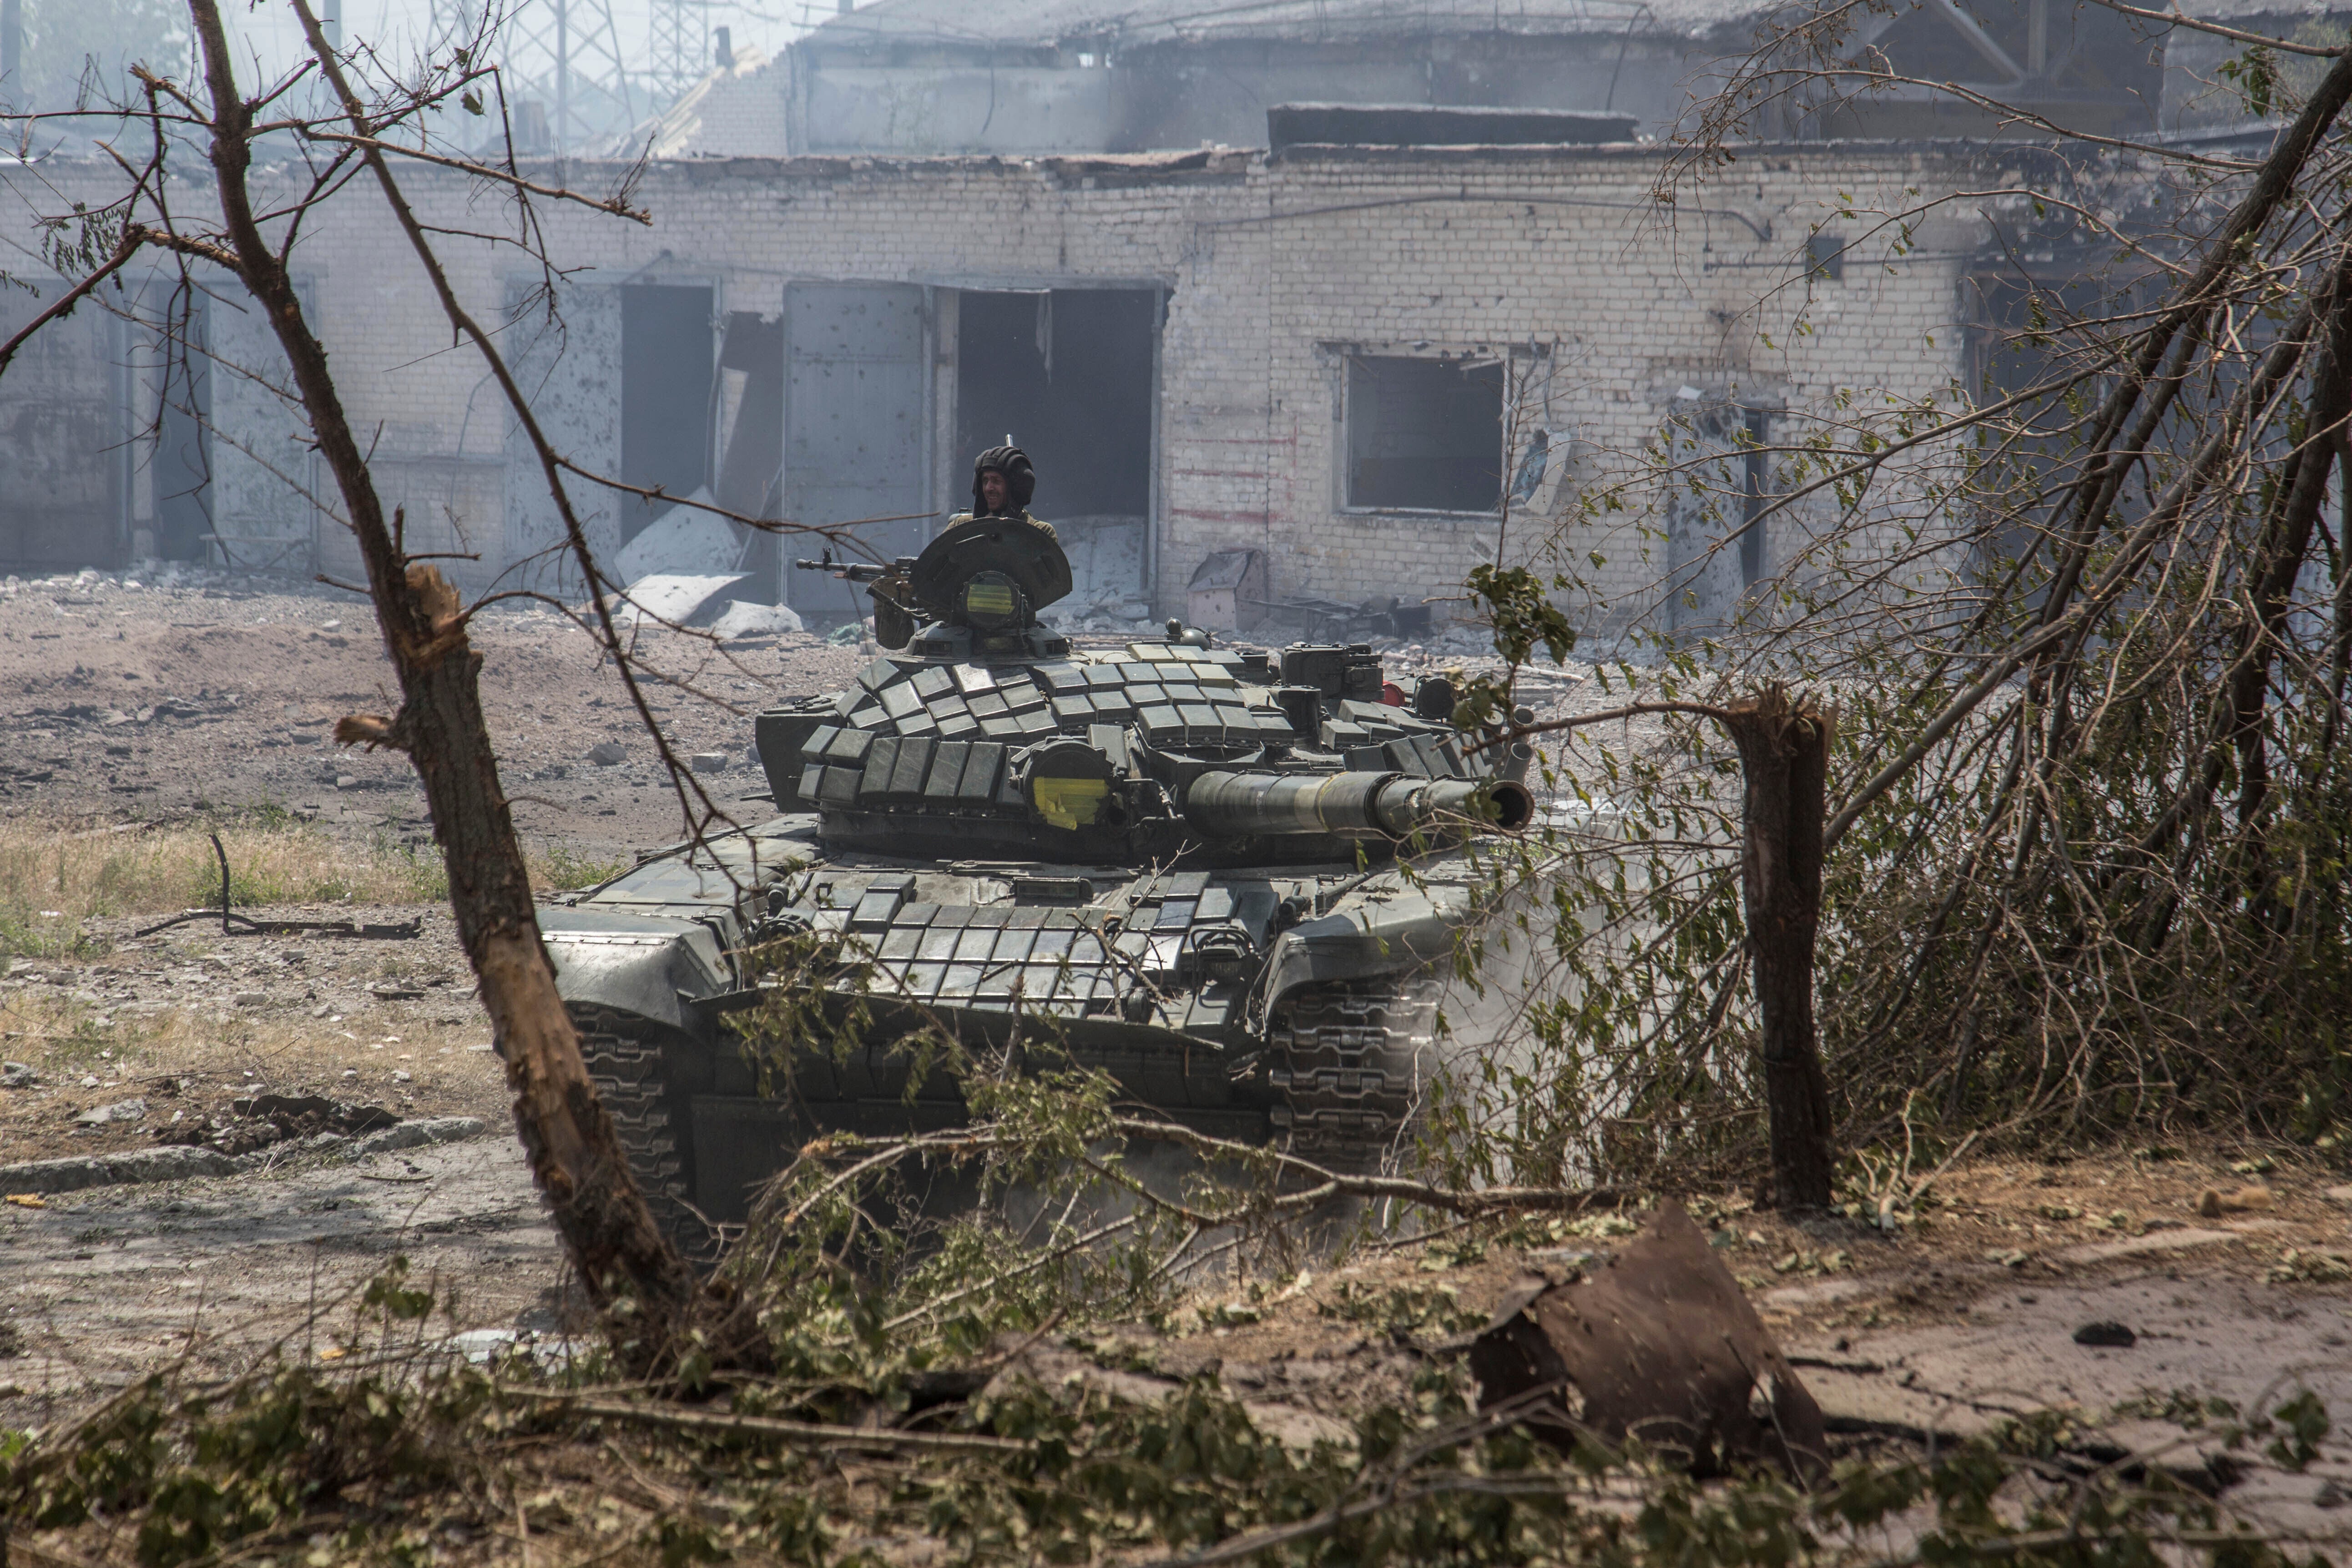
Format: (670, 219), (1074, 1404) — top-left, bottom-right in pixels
(868, 446), (1070, 648)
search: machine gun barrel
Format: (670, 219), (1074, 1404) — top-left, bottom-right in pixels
(795, 557), (893, 583)
(1181, 770), (1533, 840)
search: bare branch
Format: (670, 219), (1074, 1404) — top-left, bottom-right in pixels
(297, 129), (654, 224)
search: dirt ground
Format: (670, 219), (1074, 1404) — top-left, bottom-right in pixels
(2, 566), (2348, 1541)
(0, 565), (861, 857)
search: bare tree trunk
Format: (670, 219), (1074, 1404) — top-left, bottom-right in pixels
(178, 0), (704, 1348)
(1723, 690), (1837, 1210)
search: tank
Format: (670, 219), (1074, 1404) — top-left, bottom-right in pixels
(539, 517), (1532, 1259)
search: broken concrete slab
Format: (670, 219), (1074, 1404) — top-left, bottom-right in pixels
(1469, 1202), (1827, 1478)
(1801, 1366), (2002, 1443)
(618, 572), (748, 629)
(1, 1144), (235, 1194)
(707, 600), (803, 640)
(615, 487), (736, 584)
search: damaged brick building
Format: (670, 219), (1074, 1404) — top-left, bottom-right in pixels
(0, 0), (2284, 630)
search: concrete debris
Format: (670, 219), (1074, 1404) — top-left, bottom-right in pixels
(1187, 547), (1267, 632)
(443, 1326), (573, 1366)
(1056, 516), (1148, 618)
(232, 1092), (400, 1134)
(1468, 1202), (1827, 1479)
(74, 1097), (147, 1126)
(1801, 1364), (1999, 1445)
(689, 751), (730, 773)
(587, 741), (627, 766)
(707, 599), (804, 640)
(0, 1061), (34, 1088)
(152, 1093), (399, 1157)
(0, 1114), (489, 1195)
(348, 1116), (486, 1157)
(618, 572), (749, 629)
(3, 1144), (234, 1193)
(614, 487), (735, 584)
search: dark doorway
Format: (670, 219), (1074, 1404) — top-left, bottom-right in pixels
(955, 290), (1155, 520)
(154, 295), (212, 562)
(620, 283), (715, 543)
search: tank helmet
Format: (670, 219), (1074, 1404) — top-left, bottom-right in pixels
(972, 445), (1035, 515)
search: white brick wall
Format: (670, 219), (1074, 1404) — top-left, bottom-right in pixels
(1, 142), (1986, 627)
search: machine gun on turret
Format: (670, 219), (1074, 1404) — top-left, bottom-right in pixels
(794, 551), (915, 584)
(797, 551), (920, 646)
(800, 511), (1078, 657)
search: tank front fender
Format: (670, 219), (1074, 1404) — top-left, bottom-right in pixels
(541, 911), (734, 1034)
(1260, 893), (1457, 1013)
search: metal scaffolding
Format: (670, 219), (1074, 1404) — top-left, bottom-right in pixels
(430, 0), (636, 154)
(646, 0), (712, 110)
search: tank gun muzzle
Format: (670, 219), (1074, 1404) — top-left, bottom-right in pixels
(1181, 770), (1533, 840)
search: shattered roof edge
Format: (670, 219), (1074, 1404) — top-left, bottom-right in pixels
(796, 0), (1772, 50)
(4, 135), (2039, 188)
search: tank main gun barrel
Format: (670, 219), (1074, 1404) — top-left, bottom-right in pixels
(1181, 770), (1533, 839)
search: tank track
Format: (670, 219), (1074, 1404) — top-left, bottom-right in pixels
(1266, 973), (1444, 1173)
(570, 1004), (720, 1268)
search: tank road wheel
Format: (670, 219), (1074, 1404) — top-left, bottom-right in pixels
(1267, 974), (1446, 1175)
(569, 1004), (720, 1269)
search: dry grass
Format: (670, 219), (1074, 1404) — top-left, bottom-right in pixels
(0, 816), (629, 956)
(0, 814), (444, 941)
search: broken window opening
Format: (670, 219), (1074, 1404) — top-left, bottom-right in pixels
(1345, 355), (1504, 514)
(619, 283), (716, 545)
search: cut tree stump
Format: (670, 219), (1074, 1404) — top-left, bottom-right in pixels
(1723, 689), (1838, 1212)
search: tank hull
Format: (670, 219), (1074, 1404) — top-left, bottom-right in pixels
(539, 811), (1479, 1245)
